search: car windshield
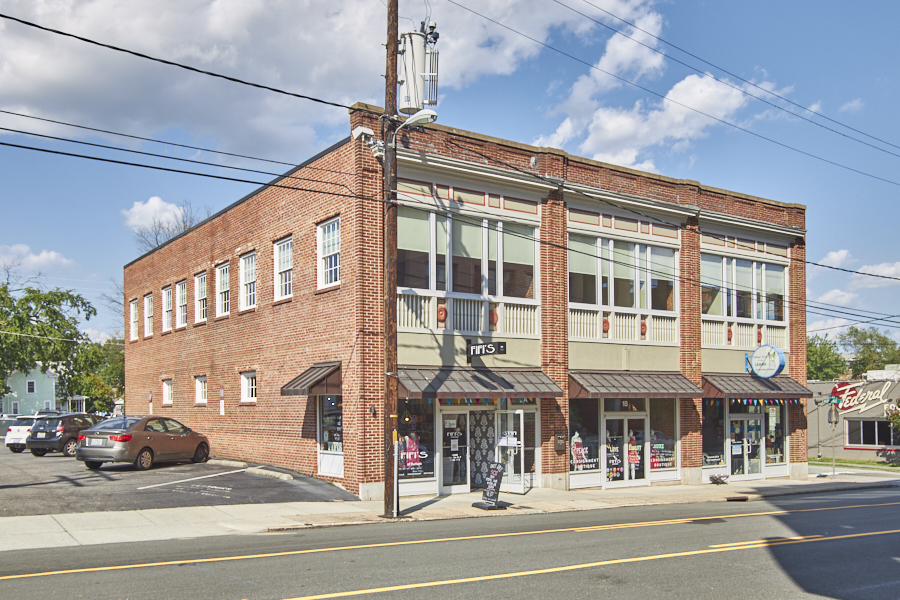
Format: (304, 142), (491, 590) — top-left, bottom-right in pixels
(36, 418), (59, 428)
(92, 417), (143, 430)
(12, 417), (35, 426)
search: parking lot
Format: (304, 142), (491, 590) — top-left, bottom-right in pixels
(0, 447), (358, 517)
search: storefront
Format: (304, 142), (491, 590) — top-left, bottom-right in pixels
(397, 366), (561, 496)
(701, 373), (810, 482)
(567, 371), (703, 489)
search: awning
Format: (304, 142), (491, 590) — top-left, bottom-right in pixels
(702, 373), (812, 399)
(281, 361), (341, 396)
(397, 366), (563, 399)
(569, 371), (703, 399)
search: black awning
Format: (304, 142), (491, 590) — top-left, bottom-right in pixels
(281, 361), (341, 396)
(397, 366), (563, 399)
(702, 373), (812, 399)
(569, 371), (703, 399)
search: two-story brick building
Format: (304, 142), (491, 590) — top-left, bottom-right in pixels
(124, 102), (811, 500)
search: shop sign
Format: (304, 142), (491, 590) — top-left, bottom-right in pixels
(467, 340), (507, 357)
(745, 345), (786, 379)
(831, 380), (896, 414)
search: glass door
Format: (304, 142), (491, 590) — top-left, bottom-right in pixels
(441, 413), (468, 491)
(496, 410), (526, 494)
(604, 417), (647, 486)
(730, 417), (764, 479)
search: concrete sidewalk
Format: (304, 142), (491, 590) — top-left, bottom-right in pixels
(2, 471), (898, 552)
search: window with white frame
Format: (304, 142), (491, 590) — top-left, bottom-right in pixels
(700, 254), (786, 322)
(162, 379), (173, 405)
(195, 376), (207, 404)
(241, 371), (257, 403)
(567, 234), (677, 312)
(195, 272), (207, 322)
(130, 299), (138, 340)
(274, 236), (293, 300)
(176, 280), (187, 327)
(162, 286), (173, 331)
(11, 401), (19, 414)
(216, 262), (230, 316)
(317, 217), (340, 288)
(26, 381), (35, 394)
(240, 252), (257, 310)
(144, 294), (153, 336)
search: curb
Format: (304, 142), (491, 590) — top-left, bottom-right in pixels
(208, 459), (249, 468)
(247, 467), (294, 481)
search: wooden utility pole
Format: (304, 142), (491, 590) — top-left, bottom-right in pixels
(383, 0), (399, 518)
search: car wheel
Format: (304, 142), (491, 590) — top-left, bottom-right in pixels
(134, 448), (154, 470)
(10, 447), (24, 453)
(30, 448), (48, 456)
(191, 443), (209, 463)
(62, 438), (78, 457)
(84, 461), (103, 470)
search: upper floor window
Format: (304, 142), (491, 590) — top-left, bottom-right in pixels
(275, 236), (293, 300)
(240, 252), (257, 310)
(162, 286), (173, 331)
(568, 234), (676, 312)
(26, 381), (36, 394)
(143, 294), (153, 336)
(176, 280), (187, 328)
(398, 206), (536, 299)
(195, 272), (207, 322)
(241, 371), (257, 403)
(130, 299), (138, 340)
(216, 262), (230, 316)
(700, 254), (785, 321)
(195, 376), (207, 404)
(318, 217), (340, 288)
(162, 379), (173, 405)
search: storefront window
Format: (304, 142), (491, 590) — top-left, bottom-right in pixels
(604, 398), (645, 412)
(398, 400), (435, 479)
(318, 396), (342, 453)
(764, 405), (786, 463)
(649, 398), (676, 469)
(569, 399), (600, 471)
(702, 402), (725, 466)
(847, 419), (898, 447)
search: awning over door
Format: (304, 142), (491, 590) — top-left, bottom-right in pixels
(702, 373), (812, 399)
(397, 366), (563, 399)
(281, 361), (342, 396)
(568, 371), (703, 399)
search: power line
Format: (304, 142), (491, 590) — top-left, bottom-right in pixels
(444, 0), (900, 190)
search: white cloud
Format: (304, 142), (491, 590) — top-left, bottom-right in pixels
(840, 99), (864, 112)
(819, 249), (852, 268)
(0, 243), (73, 270)
(814, 289), (858, 306)
(120, 197), (183, 232)
(850, 261), (900, 289)
(82, 328), (112, 343)
(807, 317), (851, 336)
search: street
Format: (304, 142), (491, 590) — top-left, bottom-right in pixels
(2, 487), (899, 599)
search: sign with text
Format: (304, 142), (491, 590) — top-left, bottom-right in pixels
(745, 345), (786, 379)
(481, 461), (505, 505)
(467, 340), (507, 358)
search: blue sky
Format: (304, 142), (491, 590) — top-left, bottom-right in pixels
(1, 0), (898, 343)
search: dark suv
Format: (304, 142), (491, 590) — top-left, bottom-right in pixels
(26, 413), (104, 457)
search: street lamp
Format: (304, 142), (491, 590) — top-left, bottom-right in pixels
(392, 109), (438, 144)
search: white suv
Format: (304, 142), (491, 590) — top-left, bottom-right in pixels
(5, 416), (38, 453)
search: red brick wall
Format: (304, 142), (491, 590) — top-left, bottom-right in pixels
(789, 237), (808, 463)
(679, 216), (703, 469)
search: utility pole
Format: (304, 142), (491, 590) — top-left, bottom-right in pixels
(383, 0), (399, 518)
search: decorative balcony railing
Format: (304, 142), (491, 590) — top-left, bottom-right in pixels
(701, 316), (788, 349)
(398, 291), (540, 337)
(568, 306), (679, 344)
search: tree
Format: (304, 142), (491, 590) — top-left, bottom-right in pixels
(64, 338), (123, 413)
(0, 282), (96, 397)
(837, 326), (900, 379)
(133, 199), (211, 254)
(807, 334), (847, 380)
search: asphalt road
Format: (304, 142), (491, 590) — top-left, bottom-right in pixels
(0, 446), (356, 516)
(2, 487), (899, 599)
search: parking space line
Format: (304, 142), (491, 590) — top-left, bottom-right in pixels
(136, 469), (247, 490)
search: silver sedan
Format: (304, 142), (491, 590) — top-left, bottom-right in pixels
(75, 415), (210, 470)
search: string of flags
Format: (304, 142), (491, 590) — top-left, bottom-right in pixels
(436, 398), (536, 406)
(704, 398), (800, 406)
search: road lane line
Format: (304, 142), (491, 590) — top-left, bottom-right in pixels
(136, 469), (247, 490)
(709, 534), (823, 547)
(3, 499), (899, 581)
(281, 528), (900, 600)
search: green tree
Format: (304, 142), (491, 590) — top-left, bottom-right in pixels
(807, 334), (846, 380)
(0, 282), (96, 397)
(64, 338), (123, 413)
(837, 326), (900, 379)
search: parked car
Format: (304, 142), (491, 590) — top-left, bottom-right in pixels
(26, 413), (104, 457)
(5, 415), (37, 453)
(75, 415), (210, 470)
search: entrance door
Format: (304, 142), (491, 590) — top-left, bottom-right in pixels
(603, 417), (647, 486)
(469, 410), (496, 488)
(729, 417), (764, 479)
(441, 413), (468, 491)
(496, 410), (527, 494)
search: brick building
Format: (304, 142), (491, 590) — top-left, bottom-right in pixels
(124, 102), (811, 499)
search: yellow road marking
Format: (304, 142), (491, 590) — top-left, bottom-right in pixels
(709, 534), (822, 547)
(2, 500), (898, 581)
(282, 528), (900, 600)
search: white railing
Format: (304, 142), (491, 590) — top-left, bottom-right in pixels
(763, 324), (788, 348)
(398, 294), (432, 329)
(569, 308), (598, 339)
(453, 297), (483, 332)
(702, 316), (788, 349)
(650, 315), (678, 343)
(398, 292), (540, 337)
(568, 306), (678, 344)
(505, 303), (538, 335)
(615, 312), (638, 341)
(734, 322), (755, 348)
(702, 319), (725, 346)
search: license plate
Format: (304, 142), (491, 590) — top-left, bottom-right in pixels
(89, 438), (104, 446)
(36, 432), (46, 438)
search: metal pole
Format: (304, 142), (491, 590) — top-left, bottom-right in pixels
(383, 0), (399, 518)
(393, 439), (400, 518)
(831, 413), (836, 478)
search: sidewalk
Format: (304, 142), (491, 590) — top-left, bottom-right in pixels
(2, 470), (898, 552)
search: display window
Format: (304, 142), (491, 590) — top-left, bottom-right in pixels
(764, 404), (786, 463)
(569, 399), (600, 471)
(318, 395), (342, 453)
(846, 419), (898, 447)
(702, 401), (726, 466)
(398, 400), (436, 479)
(649, 398), (677, 469)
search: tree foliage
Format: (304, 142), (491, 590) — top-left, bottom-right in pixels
(807, 334), (847, 381)
(64, 338), (124, 413)
(133, 199), (211, 254)
(837, 326), (900, 379)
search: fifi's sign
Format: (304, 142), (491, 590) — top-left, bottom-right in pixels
(745, 345), (786, 379)
(831, 380), (897, 414)
(466, 340), (507, 358)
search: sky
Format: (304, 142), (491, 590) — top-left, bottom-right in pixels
(1, 0), (898, 345)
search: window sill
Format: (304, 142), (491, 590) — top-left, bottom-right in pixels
(272, 297), (292, 307)
(238, 306), (257, 315)
(315, 284), (341, 295)
(214, 315), (229, 322)
(161, 330), (172, 336)
(175, 325), (187, 331)
(193, 320), (206, 327)
(239, 401), (257, 406)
